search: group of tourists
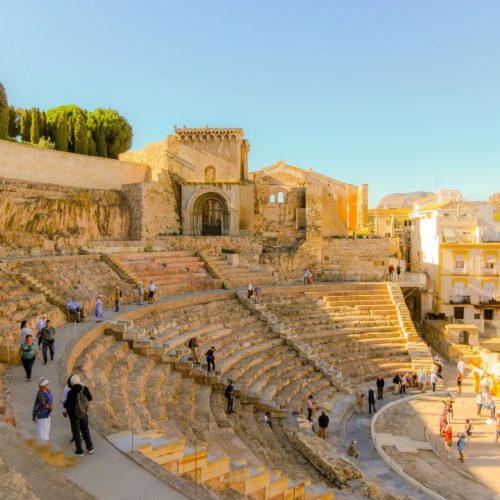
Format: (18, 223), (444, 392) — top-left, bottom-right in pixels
(20, 315), (57, 381)
(32, 374), (94, 456)
(246, 282), (262, 302)
(387, 263), (402, 282)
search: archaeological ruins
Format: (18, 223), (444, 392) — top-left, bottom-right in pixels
(0, 128), (499, 499)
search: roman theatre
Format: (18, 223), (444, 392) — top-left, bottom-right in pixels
(0, 128), (497, 499)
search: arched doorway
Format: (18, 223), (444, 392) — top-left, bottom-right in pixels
(192, 192), (229, 235)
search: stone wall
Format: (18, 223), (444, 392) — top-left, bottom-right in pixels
(0, 139), (150, 189)
(0, 177), (131, 252)
(261, 238), (389, 282)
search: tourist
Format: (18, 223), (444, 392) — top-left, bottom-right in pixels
(247, 282), (254, 299)
(431, 371), (438, 392)
(303, 268), (313, 284)
(443, 424), (453, 456)
(41, 319), (56, 365)
(36, 314), (47, 346)
(388, 264), (395, 281)
(254, 286), (262, 303)
(188, 337), (199, 365)
(457, 359), (465, 377)
(456, 372), (463, 395)
(445, 396), (454, 423)
(355, 390), (365, 414)
(439, 412), (447, 436)
(318, 411), (329, 438)
(418, 370), (427, 392)
(20, 334), (38, 381)
(67, 299), (84, 322)
(393, 373), (401, 394)
(19, 319), (33, 344)
(114, 286), (122, 312)
(64, 375), (94, 456)
(148, 281), (157, 304)
(94, 295), (104, 322)
(137, 282), (144, 305)
(476, 393), (484, 417)
(400, 373), (408, 394)
(396, 264), (401, 282)
(376, 375), (385, 400)
(32, 377), (53, 441)
(464, 419), (472, 443)
(206, 346), (216, 374)
(224, 380), (235, 414)
(306, 394), (316, 422)
(457, 433), (466, 462)
(368, 388), (376, 414)
(264, 411), (272, 428)
(487, 397), (496, 421)
(480, 376), (491, 400)
(347, 439), (359, 459)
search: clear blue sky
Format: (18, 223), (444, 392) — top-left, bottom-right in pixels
(2, 0), (500, 206)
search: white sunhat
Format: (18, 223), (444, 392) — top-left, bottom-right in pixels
(70, 374), (81, 386)
(38, 377), (50, 387)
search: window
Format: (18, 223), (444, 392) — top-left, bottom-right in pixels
(484, 309), (494, 321)
(269, 194), (276, 204)
(453, 307), (465, 320)
(204, 166), (216, 182)
(454, 254), (465, 273)
(277, 191), (284, 204)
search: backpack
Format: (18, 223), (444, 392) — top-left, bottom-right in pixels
(74, 389), (89, 418)
(224, 386), (233, 398)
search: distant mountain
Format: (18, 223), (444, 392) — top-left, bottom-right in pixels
(376, 192), (432, 209)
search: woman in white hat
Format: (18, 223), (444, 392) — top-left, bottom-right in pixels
(32, 377), (53, 441)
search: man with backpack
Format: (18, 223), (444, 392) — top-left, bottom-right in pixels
(64, 374), (94, 456)
(188, 337), (199, 365)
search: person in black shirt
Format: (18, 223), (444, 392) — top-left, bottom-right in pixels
(318, 411), (329, 439)
(368, 388), (376, 414)
(206, 346), (216, 374)
(376, 375), (385, 400)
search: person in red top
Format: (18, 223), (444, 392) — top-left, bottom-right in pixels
(444, 425), (453, 456)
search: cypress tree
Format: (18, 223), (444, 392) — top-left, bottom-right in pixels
(0, 82), (9, 139)
(74, 113), (88, 154)
(30, 107), (40, 144)
(20, 109), (32, 142)
(8, 106), (20, 138)
(54, 114), (69, 151)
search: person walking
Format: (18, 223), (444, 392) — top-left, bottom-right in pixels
(148, 281), (157, 304)
(114, 286), (122, 312)
(137, 283), (144, 305)
(36, 314), (47, 346)
(19, 320), (33, 345)
(388, 264), (395, 281)
(444, 425), (453, 456)
(456, 372), (463, 395)
(396, 264), (401, 282)
(306, 395), (316, 422)
(20, 334), (38, 381)
(224, 380), (235, 414)
(206, 346), (216, 374)
(264, 411), (272, 428)
(487, 397), (496, 421)
(32, 378), (53, 441)
(445, 396), (454, 423)
(457, 359), (465, 378)
(476, 393), (484, 417)
(247, 282), (254, 299)
(368, 388), (376, 414)
(431, 371), (438, 392)
(64, 375), (94, 456)
(41, 319), (56, 365)
(254, 286), (262, 303)
(419, 370), (428, 393)
(376, 375), (385, 400)
(393, 373), (401, 394)
(188, 337), (199, 365)
(400, 373), (408, 394)
(94, 295), (104, 323)
(439, 412), (447, 436)
(61, 375), (75, 443)
(318, 411), (329, 439)
(457, 433), (466, 462)
(355, 390), (365, 414)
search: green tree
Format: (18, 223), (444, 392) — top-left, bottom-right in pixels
(0, 82), (9, 139)
(30, 107), (41, 144)
(20, 109), (32, 142)
(74, 113), (88, 154)
(90, 108), (132, 158)
(53, 114), (69, 151)
(8, 106), (20, 138)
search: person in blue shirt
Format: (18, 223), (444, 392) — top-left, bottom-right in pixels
(457, 433), (466, 462)
(33, 378), (53, 441)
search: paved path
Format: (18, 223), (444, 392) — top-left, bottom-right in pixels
(9, 295), (195, 500)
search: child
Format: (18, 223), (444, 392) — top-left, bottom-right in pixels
(464, 419), (472, 443)
(264, 411), (272, 429)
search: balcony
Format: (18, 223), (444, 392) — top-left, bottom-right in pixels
(449, 294), (471, 304)
(452, 267), (467, 275)
(478, 296), (499, 306)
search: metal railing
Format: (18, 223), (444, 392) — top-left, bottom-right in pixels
(449, 295), (471, 304)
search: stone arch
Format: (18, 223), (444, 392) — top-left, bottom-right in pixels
(204, 165), (216, 182)
(191, 192), (229, 235)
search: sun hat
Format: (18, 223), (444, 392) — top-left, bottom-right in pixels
(70, 375), (81, 386)
(38, 377), (50, 387)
